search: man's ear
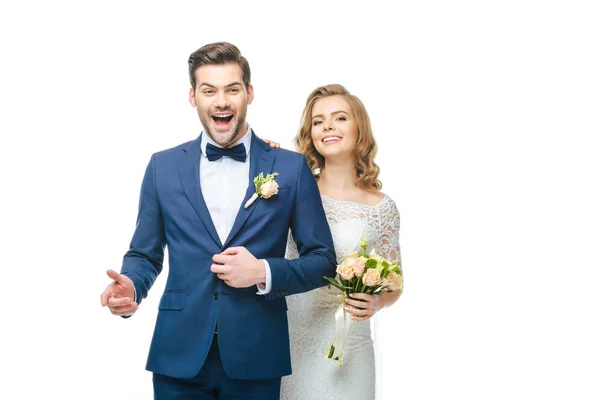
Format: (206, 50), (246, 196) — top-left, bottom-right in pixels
(189, 87), (196, 107)
(247, 84), (254, 105)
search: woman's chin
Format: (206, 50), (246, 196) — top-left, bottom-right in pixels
(318, 147), (353, 161)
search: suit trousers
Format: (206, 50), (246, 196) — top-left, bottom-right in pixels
(153, 334), (281, 400)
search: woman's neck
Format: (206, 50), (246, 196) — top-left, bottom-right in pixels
(318, 160), (358, 197)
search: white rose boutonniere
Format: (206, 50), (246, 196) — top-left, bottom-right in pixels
(244, 172), (279, 209)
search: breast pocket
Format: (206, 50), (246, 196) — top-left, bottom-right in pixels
(277, 185), (291, 198)
(251, 185), (292, 220)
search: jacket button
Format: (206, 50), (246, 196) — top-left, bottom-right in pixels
(213, 292), (219, 300)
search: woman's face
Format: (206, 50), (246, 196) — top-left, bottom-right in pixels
(310, 95), (358, 161)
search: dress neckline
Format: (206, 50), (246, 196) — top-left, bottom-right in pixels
(321, 193), (388, 209)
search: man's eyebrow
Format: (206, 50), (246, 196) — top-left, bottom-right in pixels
(198, 82), (243, 88)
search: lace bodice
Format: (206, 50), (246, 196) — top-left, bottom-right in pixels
(281, 194), (401, 400)
(286, 194), (401, 264)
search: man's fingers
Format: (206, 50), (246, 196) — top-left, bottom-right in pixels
(106, 269), (126, 284)
(220, 247), (243, 256)
(222, 279), (240, 288)
(210, 263), (229, 274)
(110, 303), (139, 316)
(212, 254), (233, 265)
(107, 297), (133, 307)
(100, 289), (112, 307)
(110, 303), (138, 312)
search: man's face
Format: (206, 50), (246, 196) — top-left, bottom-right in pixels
(189, 63), (254, 147)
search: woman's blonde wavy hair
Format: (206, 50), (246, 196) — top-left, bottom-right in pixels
(294, 84), (382, 191)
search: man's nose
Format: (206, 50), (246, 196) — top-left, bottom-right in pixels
(214, 91), (229, 108)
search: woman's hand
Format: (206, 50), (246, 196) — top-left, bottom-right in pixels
(344, 293), (384, 321)
(263, 138), (280, 148)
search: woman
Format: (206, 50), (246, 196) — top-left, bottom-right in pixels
(268, 84), (403, 399)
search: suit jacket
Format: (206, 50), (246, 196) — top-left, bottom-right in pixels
(120, 132), (337, 380)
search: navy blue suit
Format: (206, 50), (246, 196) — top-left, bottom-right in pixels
(120, 133), (336, 391)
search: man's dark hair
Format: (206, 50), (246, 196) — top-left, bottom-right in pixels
(188, 42), (251, 90)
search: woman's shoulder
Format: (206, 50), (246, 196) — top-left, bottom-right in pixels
(372, 191), (400, 215)
(364, 190), (386, 207)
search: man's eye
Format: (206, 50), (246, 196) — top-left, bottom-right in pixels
(204, 90), (214, 95)
(230, 88), (239, 93)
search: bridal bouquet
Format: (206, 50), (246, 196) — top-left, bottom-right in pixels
(323, 238), (403, 367)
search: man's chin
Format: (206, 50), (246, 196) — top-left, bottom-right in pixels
(207, 128), (238, 147)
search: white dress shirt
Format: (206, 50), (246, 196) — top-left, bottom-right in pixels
(200, 126), (271, 294)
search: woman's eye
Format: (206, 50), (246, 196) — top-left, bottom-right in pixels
(313, 120), (323, 126)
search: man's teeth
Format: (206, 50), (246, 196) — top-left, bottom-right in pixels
(213, 114), (233, 119)
(323, 136), (341, 143)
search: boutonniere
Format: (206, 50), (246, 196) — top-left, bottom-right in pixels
(244, 172), (280, 209)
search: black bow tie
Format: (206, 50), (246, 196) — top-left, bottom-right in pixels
(205, 142), (247, 162)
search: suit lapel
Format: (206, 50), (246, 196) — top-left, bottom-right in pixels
(177, 135), (222, 247)
(223, 133), (275, 248)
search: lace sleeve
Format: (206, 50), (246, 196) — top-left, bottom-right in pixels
(377, 196), (401, 268)
(285, 229), (300, 260)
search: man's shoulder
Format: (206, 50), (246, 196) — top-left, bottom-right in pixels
(269, 147), (306, 163)
(152, 138), (199, 159)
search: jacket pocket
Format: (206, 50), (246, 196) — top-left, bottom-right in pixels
(158, 290), (186, 311)
(256, 297), (288, 313)
(277, 185), (291, 197)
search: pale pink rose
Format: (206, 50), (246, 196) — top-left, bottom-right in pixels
(386, 272), (404, 291)
(336, 261), (354, 280)
(336, 259), (356, 280)
(362, 268), (381, 286)
(386, 272), (399, 290)
(259, 180), (279, 198)
(353, 256), (367, 277)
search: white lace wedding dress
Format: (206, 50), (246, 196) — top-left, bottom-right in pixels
(280, 194), (401, 400)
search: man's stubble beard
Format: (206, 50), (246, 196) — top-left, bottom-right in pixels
(200, 110), (248, 148)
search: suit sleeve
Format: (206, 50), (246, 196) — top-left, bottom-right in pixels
(264, 155), (337, 299)
(120, 154), (166, 305)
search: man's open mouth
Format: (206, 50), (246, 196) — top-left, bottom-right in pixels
(212, 113), (234, 127)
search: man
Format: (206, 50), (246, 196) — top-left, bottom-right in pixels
(100, 42), (336, 399)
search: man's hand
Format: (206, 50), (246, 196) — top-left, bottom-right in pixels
(211, 247), (266, 288)
(100, 269), (138, 316)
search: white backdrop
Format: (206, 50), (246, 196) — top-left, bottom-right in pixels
(1, 1), (599, 399)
